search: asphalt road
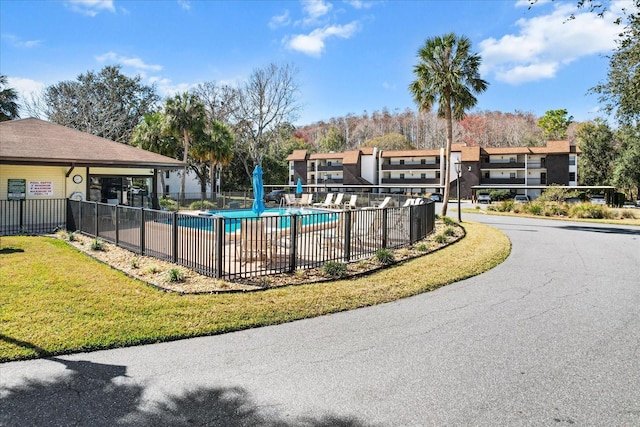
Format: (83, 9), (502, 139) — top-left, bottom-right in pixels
(2, 213), (639, 426)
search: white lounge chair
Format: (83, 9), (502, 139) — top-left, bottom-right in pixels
(328, 193), (344, 209)
(343, 194), (358, 210)
(313, 193), (334, 208)
(401, 198), (413, 207)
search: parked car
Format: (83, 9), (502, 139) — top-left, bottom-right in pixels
(590, 196), (606, 205)
(477, 194), (491, 204)
(429, 193), (443, 202)
(264, 189), (287, 204)
(514, 195), (531, 203)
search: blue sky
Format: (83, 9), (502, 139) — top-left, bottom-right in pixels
(0, 0), (631, 125)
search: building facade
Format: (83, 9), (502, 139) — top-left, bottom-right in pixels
(286, 141), (580, 199)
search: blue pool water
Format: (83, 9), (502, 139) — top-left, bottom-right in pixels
(178, 208), (338, 233)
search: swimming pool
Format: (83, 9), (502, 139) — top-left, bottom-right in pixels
(179, 207), (339, 233)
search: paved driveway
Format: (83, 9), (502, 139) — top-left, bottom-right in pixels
(2, 214), (639, 426)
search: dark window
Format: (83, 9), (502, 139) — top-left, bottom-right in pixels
(165, 185), (170, 193)
(421, 174), (426, 179)
(510, 173), (516, 179)
(400, 173), (405, 179)
(421, 159), (426, 164)
(485, 172), (490, 179)
(165, 170), (170, 179)
(569, 172), (576, 181)
(400, 159), (405, 165)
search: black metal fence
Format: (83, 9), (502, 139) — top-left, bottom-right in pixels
(0, 199), (67, 235)
(2, 198), (435, 281)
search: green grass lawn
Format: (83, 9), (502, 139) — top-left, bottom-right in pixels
(0, 221), (510, 362)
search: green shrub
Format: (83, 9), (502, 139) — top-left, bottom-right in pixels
(131, 258), (139, 269)
(490, 189), (512, 202)
(434, 234), (447, 244)
(537, 185), (584, 203)
(496, 201), (514, 212)
(147, 265), (159, 274)
(159, 197), (178, 212)
(543, 202), (568, 217)
(416, 243), (428, 252)
(90, 238), (104, 251)
(524, 202), (544, 216)
(569, 203), (612, 219)
(322, 261), (348, 278)
(67, 231), (76, 242)
(443, 227), (456, 237)
(441, 216), (455, 226)
(375, 248), (395, 265)
(167, 268), (185, 283)
(619, 209), (636, 219)
(189, 200), (216, 210)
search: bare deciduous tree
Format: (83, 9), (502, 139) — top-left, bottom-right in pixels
(232, 63), (301, 178)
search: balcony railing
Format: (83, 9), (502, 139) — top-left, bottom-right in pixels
(481, 162), (525, 169)
(317, 165), (342, 171)
(381, 178), (440, 185)
(382, 163), (440, 171)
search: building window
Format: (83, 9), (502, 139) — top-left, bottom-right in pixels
(569, 172), (576, 181)
(327, 161), (332, 166)
(510, 173), (516, 179)
(400, 173), (405, 179)
(165, 170), (170, 179)
(484, 172), (490, 179)
(569, 156), (576, 166)
(400, 159), (405, 165)
(165, 185), (170, 193)
(421, 159), (426, 164)
(436, 171), (441, 179)
(421, 173), (426, 179)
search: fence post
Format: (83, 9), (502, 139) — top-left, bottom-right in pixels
(172, 211), (178, 263)
(289, 214), (298, 273)
(409, 205), (415, 242)
(139, 208), (145, 255)
(19, 199), (24, 232)
(215, 217), (224, 279)
(115, 206), (119, 246)
(94, 202), (99, 237)
(382, 208), (388, 249)
(344, 210), (351, 262)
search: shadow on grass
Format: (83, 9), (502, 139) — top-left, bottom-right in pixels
(1, 356), (374, 427)
(0, 247), (25, 255)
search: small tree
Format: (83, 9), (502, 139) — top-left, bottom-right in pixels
(537, 109), (574, 140)
(0, 75), (20, 121)
(576, 119), (616, 186)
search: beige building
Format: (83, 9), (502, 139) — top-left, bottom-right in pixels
(0, 118), (183, 208)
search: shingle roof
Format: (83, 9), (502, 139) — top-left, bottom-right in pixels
(0, 118), (184, 168)
(285, 149), (308, 161)
(309, 152), (344, 160)
(342, 150), (360, 165)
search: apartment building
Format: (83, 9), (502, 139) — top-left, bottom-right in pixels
(285, 140), (579, 199)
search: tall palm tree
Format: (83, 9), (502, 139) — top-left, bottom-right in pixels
(164, 93), (206, 206)
(192, 121), (235, 201)
(0, 75), (20, 121)
(409, 33), (488, 216)
(131, 112), (179, 197)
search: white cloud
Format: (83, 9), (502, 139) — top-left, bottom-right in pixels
(269, 10), (291, 29)
(479, 3), (621, 85)
(303, 0), (332, 21)
(1, 34), (42, 48)
(177, 0), (190, 11)
(286, 21), (359, 56)
(346, 0), (375, 10)
(65, 0), (115, 17)
(95, 52), (163, 72)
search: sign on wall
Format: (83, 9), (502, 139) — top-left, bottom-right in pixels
(28, 181), (54, 196)
(8, 179), (26, 200)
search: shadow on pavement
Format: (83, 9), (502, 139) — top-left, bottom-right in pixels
(558, 225), (640, 236)
(1, 356), (374, 427)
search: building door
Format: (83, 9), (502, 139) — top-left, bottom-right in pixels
(541, 172), (547, 185)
